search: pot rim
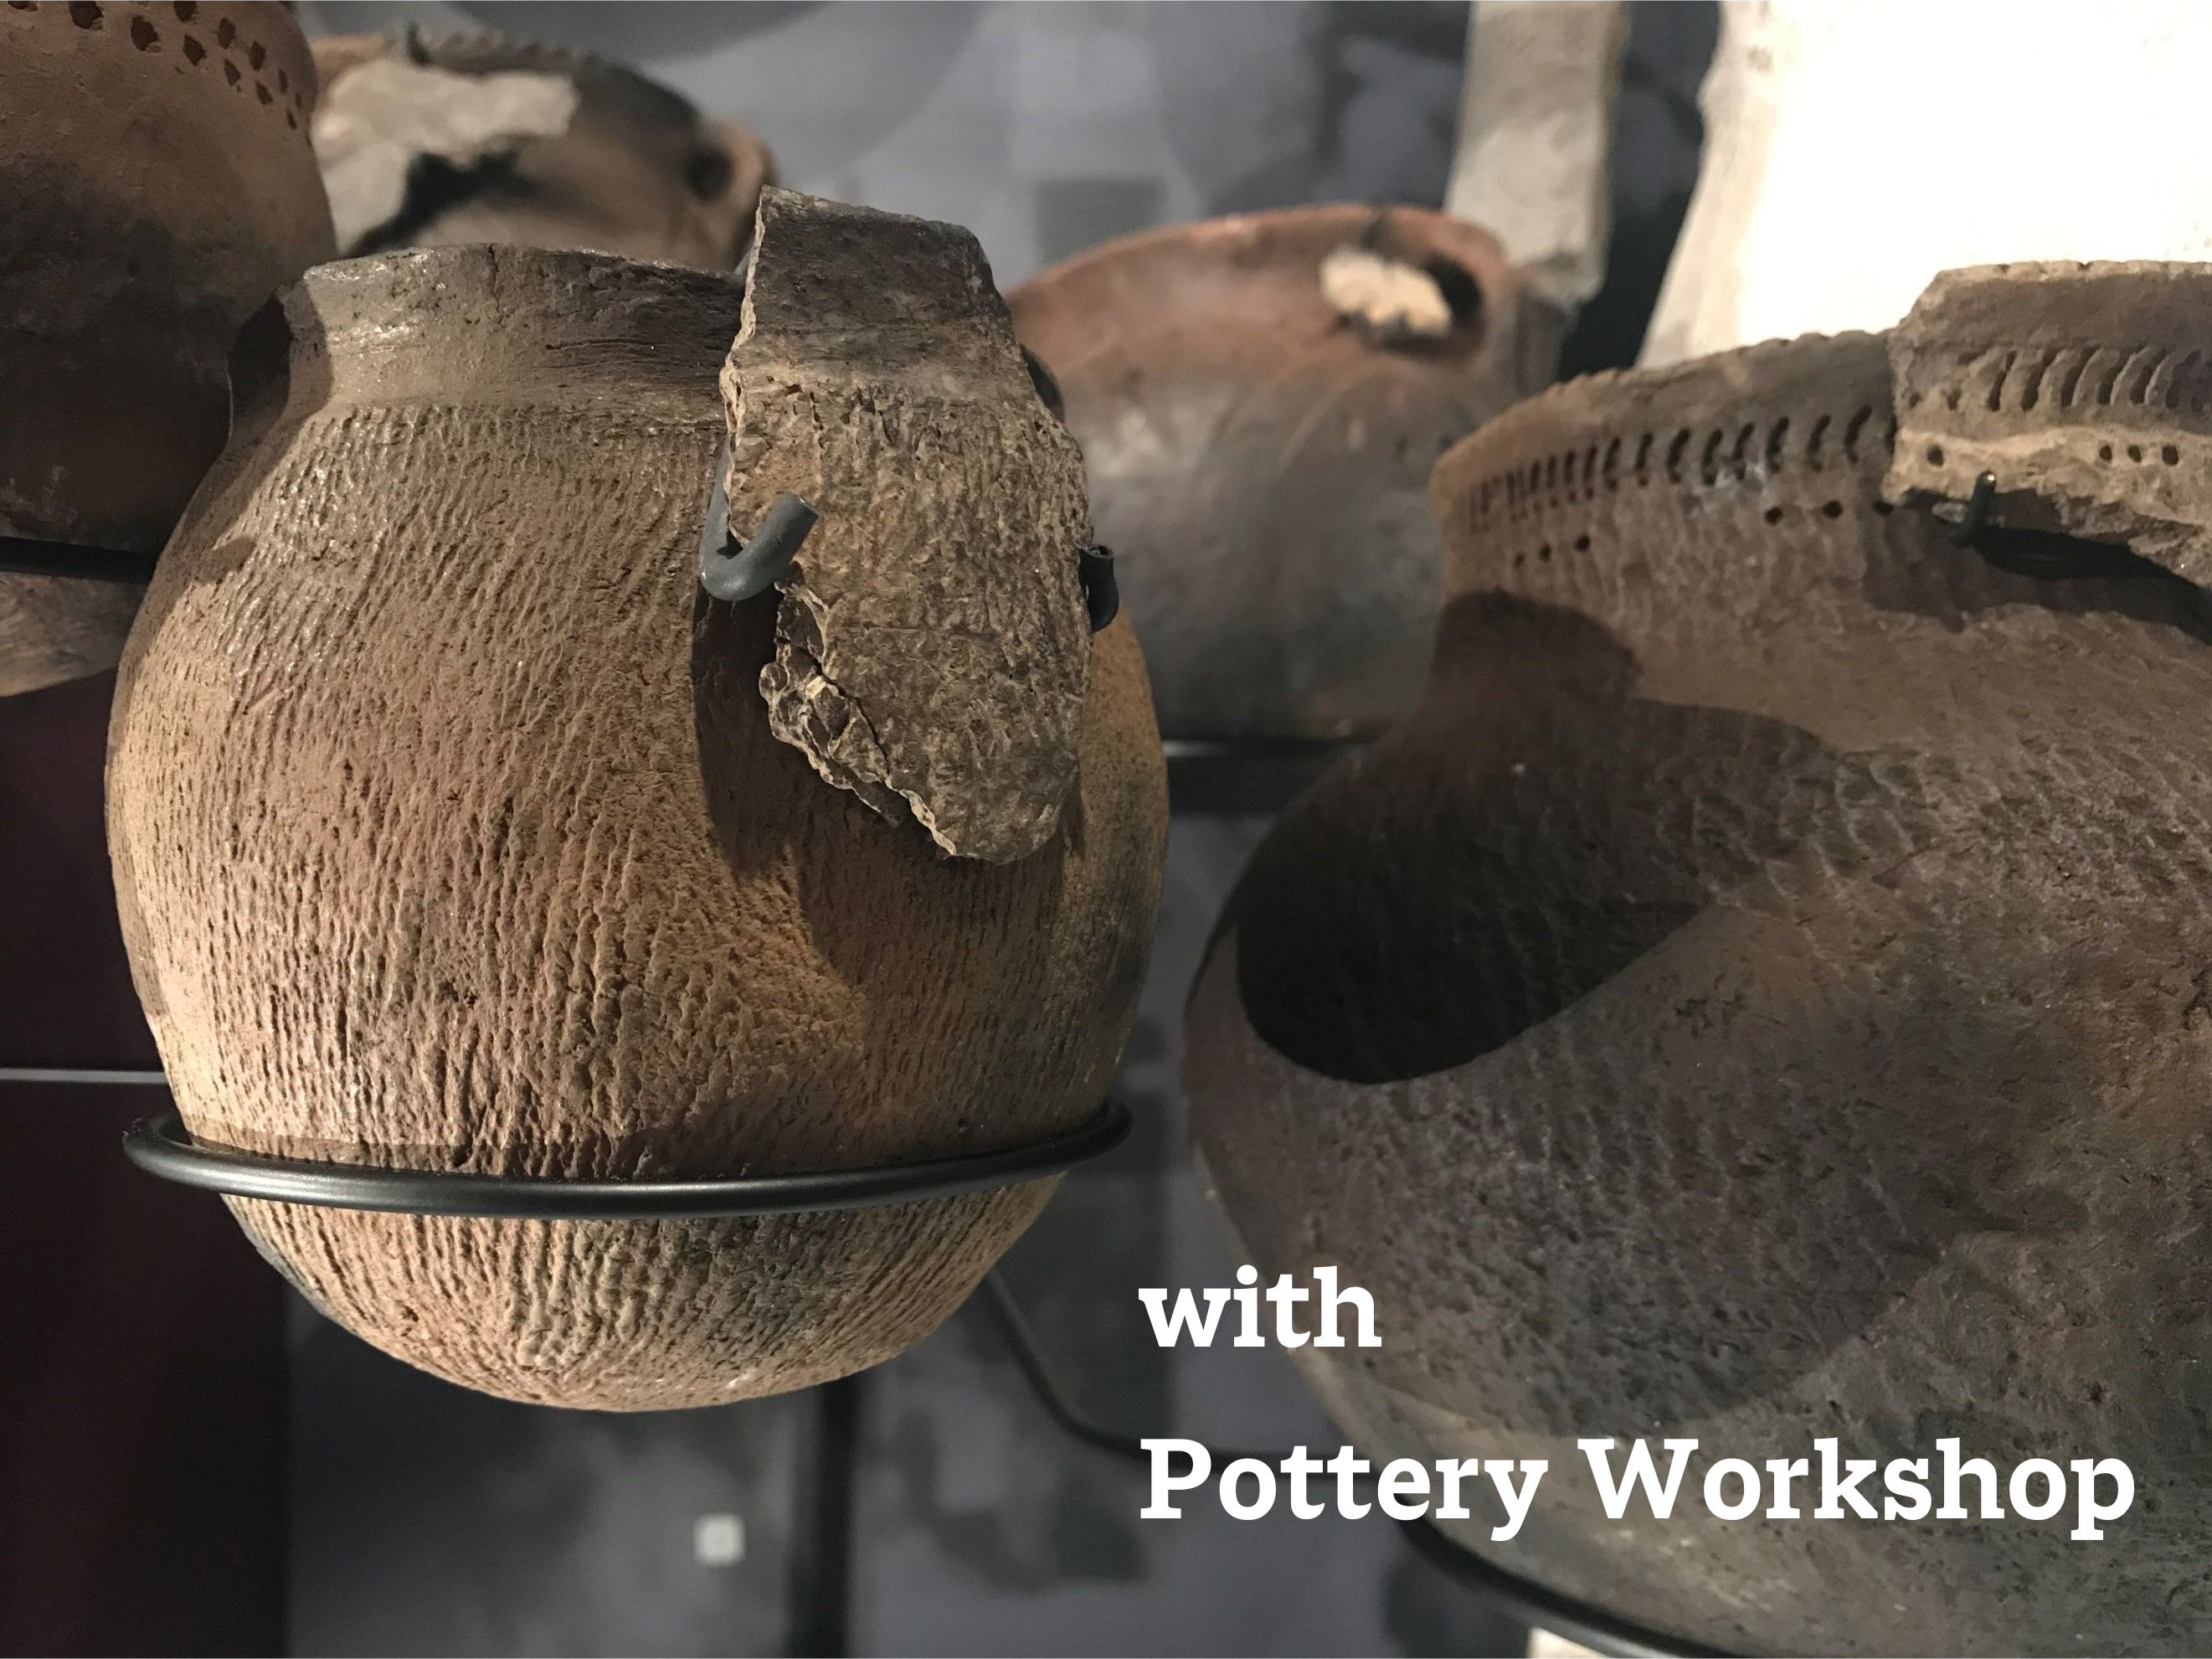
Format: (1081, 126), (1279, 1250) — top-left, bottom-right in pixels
(1429, 330), (1897, 600)
(1010, 201), (1534, 362)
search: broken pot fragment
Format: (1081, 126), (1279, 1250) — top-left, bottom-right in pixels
(1886, 260), (2212, 587)
(724, 188), (1094, 864)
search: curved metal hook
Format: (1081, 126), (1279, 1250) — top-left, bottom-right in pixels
(1078, 544), (1118, 632)
(700, 444), (820, 603)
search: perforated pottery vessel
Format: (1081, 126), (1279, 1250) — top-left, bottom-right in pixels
(108, 223), (1167, 1409)
(0, 0), (334, 697)
(1185, 308), (2212, 1652)
(1009, 205), (1561, 743)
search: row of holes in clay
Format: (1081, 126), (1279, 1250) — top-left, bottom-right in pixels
(4, 1), (311, 131)
(1921, 440), (2186, 469)
(1500, 495), (1878, 571)
(1466, 405), (1895, 528)
(1906, 344), (2212, 417)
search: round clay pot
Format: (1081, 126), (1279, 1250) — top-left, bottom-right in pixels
(311, 29), (773, 270)
(1184, 327), (2212, 1652)
(1007, 205), (1561, 743)
(107, 246), (1166, 1410)
(0, 0), (336, 698)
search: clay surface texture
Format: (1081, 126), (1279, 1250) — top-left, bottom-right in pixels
(1186, 329), (2212, 1653)
(1011, 204), (1561, 742)
(726, 188), (1093, 863)
(311, 30), (773, 271)
(108, 246), (1166, 1409)
(1887, 261), (2212, 589)
(0, 0), (334, 695)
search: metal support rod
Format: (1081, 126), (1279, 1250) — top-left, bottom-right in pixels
(0, 1066), (169, 1086)
(786, 1372), (863, 1659)
(0, 535), (159, 585)
(1952, 471), (1998, 546)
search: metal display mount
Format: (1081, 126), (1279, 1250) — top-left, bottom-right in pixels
(0, 1050), (1723, 1655)
(0, 533), (158, 585)
(1162, 735), (1365, 815)
(121, 1099), (1129, 1219)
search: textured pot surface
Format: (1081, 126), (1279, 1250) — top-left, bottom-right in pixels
(0, 0), (335, 697)
(1186, 328), (2212, 1652)
(311, 29), (773, 270)
(1887, 260), (2212, 590)
(1009, 204), (1561, 743)
(108, 246), (1166, 1409)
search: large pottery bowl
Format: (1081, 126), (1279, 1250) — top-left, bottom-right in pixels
(1186, 318), (2212, 1654)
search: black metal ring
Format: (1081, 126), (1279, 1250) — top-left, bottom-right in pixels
(0, 533), (159, 585)
(123, 1099), (1130, 1219)
(1397, 1517), (1731, 1658)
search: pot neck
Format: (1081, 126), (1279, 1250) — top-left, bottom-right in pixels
(258, 246), (744, 423)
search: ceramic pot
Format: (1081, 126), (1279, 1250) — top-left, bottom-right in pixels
(0, 0), (335, 697)
(1008, 204), (1561, 743)
(1184, 326), (2212, 1653)
(311, 29), (773, 270)
(107, 245), (1166, 1409)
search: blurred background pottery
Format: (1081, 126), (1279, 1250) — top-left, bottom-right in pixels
(1010, 204), (1562, 746)
(311, 28), (773, 268)
(0, 0), (335, 698)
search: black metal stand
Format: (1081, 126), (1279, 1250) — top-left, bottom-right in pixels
(1162, 736), (1362, 815)
(787, 1370), (865, 1658)
(1397, 1510), (1729, 1659)
(121, 1100), (1129, 1219)
(6, 1046), (1728, 1656)
(0, 534), (157, 585)
(0, 1064), (167, 1086)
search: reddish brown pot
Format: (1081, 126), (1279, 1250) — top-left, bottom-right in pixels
(0, 0), (335, 698)
(311, 29), (773, 270)
(1186, 323), (2212, 1654)
(107, 245), (1167, 1410)
(1009, 205), (1561, 742)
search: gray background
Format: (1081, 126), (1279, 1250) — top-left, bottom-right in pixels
(282, 5), (1716, 1653)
